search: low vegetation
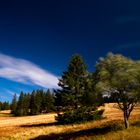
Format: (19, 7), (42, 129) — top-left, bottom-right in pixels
(55, 107), (104, 124)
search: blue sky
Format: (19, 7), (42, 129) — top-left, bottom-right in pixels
(0, 0), (140, 102)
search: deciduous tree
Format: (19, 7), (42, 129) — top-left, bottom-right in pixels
(95, 53), (140, 128)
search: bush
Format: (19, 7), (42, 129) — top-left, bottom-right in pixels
(102, 121), (124, 131)
(55, 107), (104, 124)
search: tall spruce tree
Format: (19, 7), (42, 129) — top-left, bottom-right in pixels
(35, 90), (43, 114)
(55, 54), (104, 124)
(81, 74), (99, 107)
(30, 90), (43, 115)
(30, 90), (37, 115)
(11, 94), (17, 114)
(57, 54), (87, 109)
(16, 91), (24, 116)
(39, 90), (46, 113)
(22, 93), (30, 115)
(44, 89), (55, 112)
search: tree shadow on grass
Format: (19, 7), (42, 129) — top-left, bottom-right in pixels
(131, 121), (140, 127)
(20, 122), (60, 127)
(30, 121), (124, 140)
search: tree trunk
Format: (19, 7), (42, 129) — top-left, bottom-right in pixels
(124, 111), (129, 129)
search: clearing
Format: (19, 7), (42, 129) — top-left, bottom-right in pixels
(0, 103), (140, 140)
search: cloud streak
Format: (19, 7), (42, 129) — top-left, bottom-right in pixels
(4, 89), (20, 97)
(116, 16), (140, 23)
(115, 42), (140, 50)
(0, 53), (59, 88)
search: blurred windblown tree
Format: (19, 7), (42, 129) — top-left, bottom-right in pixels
(95, 53), (140, 128)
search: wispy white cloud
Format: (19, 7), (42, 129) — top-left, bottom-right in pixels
(0, 95), (8, 100)
(116, 16), (140, 23)
(4, 89), (20, 97)
(0, 53), (59, 88)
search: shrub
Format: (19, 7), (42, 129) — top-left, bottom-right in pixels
(55, 107), (104, 124)
(102, 121), (124, 131)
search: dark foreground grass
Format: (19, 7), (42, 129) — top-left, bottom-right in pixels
(30, 121), (124, 140)
(30, 120), (140, 140)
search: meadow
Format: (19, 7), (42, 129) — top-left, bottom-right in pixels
(0, 103), (140, 140)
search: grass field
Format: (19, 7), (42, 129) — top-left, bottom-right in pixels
(0, 104), (140, 140)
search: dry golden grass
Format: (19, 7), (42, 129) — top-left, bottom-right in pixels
(0, 104), (140, 140)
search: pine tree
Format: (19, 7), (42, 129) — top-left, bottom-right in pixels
(0, 102), (2, 110)
(30, 90), (42, 115)
(54, 90), (63, 111)
(30, 90), (37, 115)
(56, 54), (101, 124)
(16, 91), (25, 116)
(35, 90), (42, 114)
(57, 54), (87, 109)
(22, 93), (30, 115)
(2, 101), (10, 110)
(38, 90), (45, 113)
(11, 94), (17, 114)
(44, 89), (55, 112)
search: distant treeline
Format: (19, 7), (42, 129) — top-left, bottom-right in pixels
(0, 101), (10, 110)
(11, 89), (55, 116)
